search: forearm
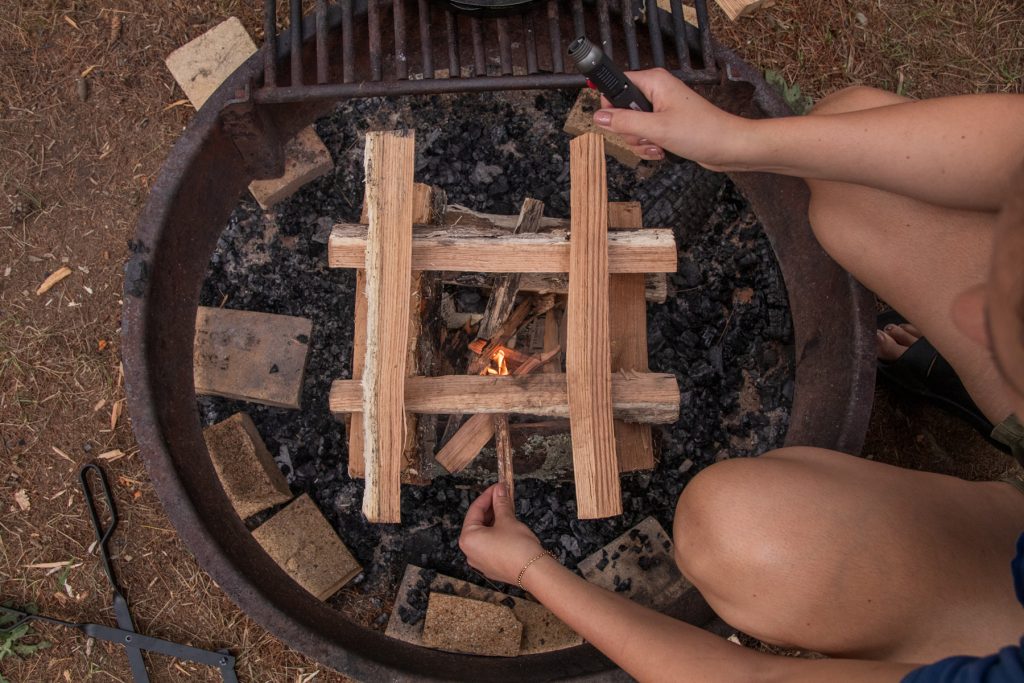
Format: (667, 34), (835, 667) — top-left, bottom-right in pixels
(521, 556), (760, 681)
(522, 556), (917, 683)
(731, 94), (1024, 211)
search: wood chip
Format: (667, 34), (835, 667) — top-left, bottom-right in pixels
(36, 266), (72, 295)
(51, 446), (73, 462)
(110, 399), (123, 431)
(14, 489), (30, 511)
(97, 449), (125, 461)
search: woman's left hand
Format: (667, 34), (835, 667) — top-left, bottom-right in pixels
(459, 483), (545, 585)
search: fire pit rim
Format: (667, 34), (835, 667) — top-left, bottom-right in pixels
(123, 12), (875, 681)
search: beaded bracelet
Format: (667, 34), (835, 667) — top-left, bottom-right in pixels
(517, 550), (556, 590)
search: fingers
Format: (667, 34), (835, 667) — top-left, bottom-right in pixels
(491, 482), (516, 520)
(462, 485), (495, 531)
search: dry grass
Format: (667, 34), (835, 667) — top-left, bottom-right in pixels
(1, 0), (1021, 681)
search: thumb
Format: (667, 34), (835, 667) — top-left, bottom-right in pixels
(492, 483), (517, 520)
(593, 108), (665, 139)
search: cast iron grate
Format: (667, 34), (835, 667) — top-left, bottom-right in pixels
(255, 0), (718, 104)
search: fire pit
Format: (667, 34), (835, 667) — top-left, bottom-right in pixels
(124, 1), (876, 679)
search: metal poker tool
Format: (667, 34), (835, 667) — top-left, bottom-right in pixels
(0, 463), (239, 683)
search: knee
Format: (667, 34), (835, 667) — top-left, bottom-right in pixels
(809, 85), (907, 116)
(672, 448), (819, 587)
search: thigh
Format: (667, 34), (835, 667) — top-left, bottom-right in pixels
(674, 447), (1024, 663)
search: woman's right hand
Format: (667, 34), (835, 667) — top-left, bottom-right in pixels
(593, 68), (752, 169)
(458, 484), (546, 585)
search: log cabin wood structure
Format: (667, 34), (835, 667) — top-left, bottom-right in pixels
(333, 131), (679, 522)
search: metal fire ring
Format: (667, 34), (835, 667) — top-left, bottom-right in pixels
(123, 1), (875, 679)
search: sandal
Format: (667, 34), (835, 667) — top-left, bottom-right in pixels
(876, 310), (1009, 454)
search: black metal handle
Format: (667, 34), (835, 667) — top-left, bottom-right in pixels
(79, 463), (120, 591)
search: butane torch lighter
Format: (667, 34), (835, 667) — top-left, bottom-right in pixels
(567, 36), (683, 162)
(568, 36), (653, 112)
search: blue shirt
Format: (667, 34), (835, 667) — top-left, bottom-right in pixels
(903, 533), (1024, 682)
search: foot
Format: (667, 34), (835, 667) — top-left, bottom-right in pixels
(876, 321), (923, 363)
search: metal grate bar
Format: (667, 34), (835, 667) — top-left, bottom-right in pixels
(547, 0), (564, 73)
(496, 18), (513, 76)
(367, 0), (382, 79)
(394, 0), (408, 79)
(668, 0), (690, 69)
(446, 9), (461, 77)
(470, 18), (486, 76)
(695, 0), (713, 70)
(523, 14), (538, 74)
(597, 0), (613, 60)
(341, 0), (355, 82)
(570, 0), (586, 39)
(290, 0), (303, 84)
(264, 0), (277, 87)
(621, 0), (640, 70)
(418, 0), (433, 78)
(645, 0), (665, 67)
(316, 0), (329, 83)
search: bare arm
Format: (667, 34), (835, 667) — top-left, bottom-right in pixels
(593, 69), (1024, 212)
(459, 484), (918, 683)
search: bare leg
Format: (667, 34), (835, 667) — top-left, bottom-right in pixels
(674, 447), (1024, 663)
(806, 86), (1016, 424)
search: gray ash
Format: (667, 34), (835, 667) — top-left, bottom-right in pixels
(196, 90), (793, 621)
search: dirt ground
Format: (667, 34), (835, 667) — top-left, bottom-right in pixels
(1, 1), (1021, 681)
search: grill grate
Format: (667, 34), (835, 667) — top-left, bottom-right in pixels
(254, 0), (718, 104)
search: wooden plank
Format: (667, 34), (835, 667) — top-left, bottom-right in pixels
(493, 414), (514, 505)
(608, 202), (655, 473)
(360, 182), (446, 224)
(360, 130), (415, 523)
(607, 201), (643, 229)
(330, 373), (679, 423)
(477, 198), (545, 339)
(567, 133), (621, 519)
(193, 306), (311, 409)
(347, 270), (368, 478)
(328, 224), (677, 273)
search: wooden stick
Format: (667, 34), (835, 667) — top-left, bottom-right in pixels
(493, 414), (514, 504)
(441, 271), (668, 304)
(360, 130), (415, 524)
(477, 198), (545, 339)
(467, 298), (534, 375)
(608, 202), (655, 473)
(442, 203), (641, 231)
(330, 372), (680, 423)
(328, 224), (676, 273)
(436, 348), (560, 474)
(567, 133), (622, 519)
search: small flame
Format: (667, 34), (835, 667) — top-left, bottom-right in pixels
(485, 348), (510, 376)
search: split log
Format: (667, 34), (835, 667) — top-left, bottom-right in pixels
(477, 198), (545, 340)
(348, 182), (445, 482)
(609, 203), (655, 472)
(436, 348), (560, 474)
(567, 133), (622, 519)
(360, 130), (415, 523)
(330, 372), (680, 423)
(328, 224), (677, 273)
(542, 310), (562, 374)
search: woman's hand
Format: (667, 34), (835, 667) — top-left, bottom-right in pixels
(459, 483), (545, 585)
(593, 68), (751, 170)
